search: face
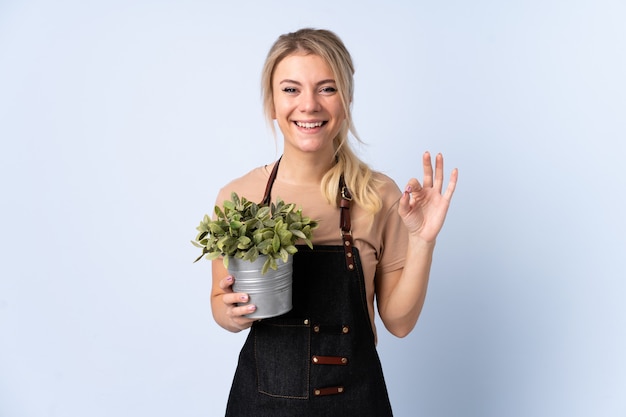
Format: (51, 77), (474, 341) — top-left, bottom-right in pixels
(271, 53), (345, 158)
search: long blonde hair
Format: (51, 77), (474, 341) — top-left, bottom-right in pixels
(261, 28), (383, 215)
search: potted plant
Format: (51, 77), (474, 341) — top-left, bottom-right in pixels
(192, 192), (318, 318)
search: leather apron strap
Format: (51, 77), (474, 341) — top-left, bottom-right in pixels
(339, 175), (355, 271)
(261, 156), (281, 206)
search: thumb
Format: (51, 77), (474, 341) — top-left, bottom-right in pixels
(397, 185), (412, 218)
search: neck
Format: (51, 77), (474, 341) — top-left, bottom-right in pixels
(276, 150), (335, 185)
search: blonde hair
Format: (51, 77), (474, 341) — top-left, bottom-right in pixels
(261, 28), (382, 214)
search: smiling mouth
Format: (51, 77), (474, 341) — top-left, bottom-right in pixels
(294, 121), (326, 129)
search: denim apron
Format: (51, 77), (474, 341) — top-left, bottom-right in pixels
(225, 160), (393, 417)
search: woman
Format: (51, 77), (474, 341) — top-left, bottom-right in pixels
(211, 28), (457, 416)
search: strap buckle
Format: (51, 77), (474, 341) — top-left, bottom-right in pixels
(341, 185), (353, 201)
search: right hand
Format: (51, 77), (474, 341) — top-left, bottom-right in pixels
(217, 275), (257, 331)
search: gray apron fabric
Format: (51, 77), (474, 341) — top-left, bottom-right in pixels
(224, 161), (393, 417)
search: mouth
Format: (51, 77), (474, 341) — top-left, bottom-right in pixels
(294, 121), (327, 129)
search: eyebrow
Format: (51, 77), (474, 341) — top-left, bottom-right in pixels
(279, 79), (336, 86)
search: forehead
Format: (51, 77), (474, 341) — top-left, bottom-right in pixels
(273, 53), (335, 81)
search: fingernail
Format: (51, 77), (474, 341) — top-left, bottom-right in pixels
(248, 305), (256, 311)
(225, 275), (233, 282)
(405, 185), (412, 193)
(240, 295), (248, 302)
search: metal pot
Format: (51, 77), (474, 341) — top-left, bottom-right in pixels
(229, 255), (293, 319)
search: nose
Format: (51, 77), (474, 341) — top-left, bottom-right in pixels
(298, 89), (321, 113)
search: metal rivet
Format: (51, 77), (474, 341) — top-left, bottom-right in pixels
(338, 387), (344, 393)
(314, 389), (321, 396)
(313, 325), (320, 333)
(304, 319), (309, 325)
(347, 252), (352, 257)
(344, 241), (350, 246)
(342, 326), (349, 334)
(312, 356), (318, 363)
(348, 264), (354, 270)
(341, 357), (348, 364)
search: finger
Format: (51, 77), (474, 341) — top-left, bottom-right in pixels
(422, 152), (434, 188)
(219, 275), (235, 291)
(398, 180), (423, 217)
(434, 153), (444, 193)
(405, 179), (422, 193)
(223, 291), (249, 306)
(231, 303), (257, 318)
(443, 168), (458, 201)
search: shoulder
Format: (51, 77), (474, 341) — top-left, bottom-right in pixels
(372, 171), (403, 210)
(215, 164), (272, 206)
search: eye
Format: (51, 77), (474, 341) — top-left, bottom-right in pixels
(282, 87), (298, 94)
(320, 86), (337, 94)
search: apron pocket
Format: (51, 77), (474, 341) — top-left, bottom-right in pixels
(254, 318), (310, 399)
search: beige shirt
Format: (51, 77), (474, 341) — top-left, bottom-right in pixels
(215, 163), (409, 335)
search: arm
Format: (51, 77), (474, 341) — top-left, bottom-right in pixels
(211, 259), (257, 333)
(376, 152), (458, 338)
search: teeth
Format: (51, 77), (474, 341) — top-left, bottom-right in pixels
(296, 121), (323, 129)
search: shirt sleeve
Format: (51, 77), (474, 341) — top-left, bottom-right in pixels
(375, 183), (409, 275)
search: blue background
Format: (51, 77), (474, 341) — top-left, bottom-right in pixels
(1, 1), (625, 416)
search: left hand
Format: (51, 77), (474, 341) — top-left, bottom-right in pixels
(398, 152), (458, 242)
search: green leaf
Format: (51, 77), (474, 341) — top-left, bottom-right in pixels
(206, 252), (221, 260)
(231, 192), (241, 208)
(209, 223), (225, 235)
(257, 239), (272, 254)
(261, 257), (271, 274)
(237, 236), (252, 249)
(196, 218), (209, 233)
(261, 256), (278, 273)
(217, 236), (237, 253)
(223, 200), (235, 211)
(273, 218), (284, 230)
(272, 234), (280, 253)
(256, 206), (270, 219)
(278, 229), (293, 246)
(291, 229), (306, 240)
(288, 221), (302, 230)
(242, 246), (259, 262)
(191, 240), (204, 249)
(245, 218), (261, 231)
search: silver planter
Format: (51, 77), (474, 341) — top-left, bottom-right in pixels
(229, 255), (293, 319)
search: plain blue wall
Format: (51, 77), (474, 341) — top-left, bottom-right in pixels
(1, 1), (625, 416)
